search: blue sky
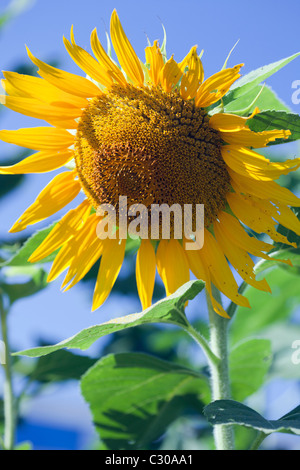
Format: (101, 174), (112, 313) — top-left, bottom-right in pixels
(0, 0), (300, 449)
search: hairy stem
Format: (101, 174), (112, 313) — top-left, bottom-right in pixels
(0, 294), (15, 450)
(206, 289), (235, 450)
(183, 322), (220, 368)
(249, 431), (266, 450)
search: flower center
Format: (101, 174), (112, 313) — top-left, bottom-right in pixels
(74, 84), (231, 233)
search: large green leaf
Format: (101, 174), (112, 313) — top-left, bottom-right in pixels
(13, 280), (205, 358)
(224, 84), (291, 114)
(230, 339), (272, 402)
(230, 267), (300, 345)
(247, 110), (300, 144)
(204, 400), (300, 436)
(26, 349), (97, 383)
(81, 352), (210, 449)
(224, 52), (300, 103)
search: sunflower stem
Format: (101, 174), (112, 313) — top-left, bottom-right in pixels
(249, 431), (266, 450)
(0, 293), (15, 450)
(183, 322), (220, 368)
(206, 288), (235, 450)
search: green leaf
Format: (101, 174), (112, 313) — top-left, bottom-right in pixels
(27, 349), (97, 383)
(81, 352), (210, 449)
(13, 280), (205, 358)
(204, 400), (300, 436)
(230, 339), (272, 402)
(224, 84), (291, 114)
(230, 267), (300, 345)
(0, 266), (48, 304)
(0, 222), (58, 268)
(224, 52), (300, 103)
(247, 110), (300, 145)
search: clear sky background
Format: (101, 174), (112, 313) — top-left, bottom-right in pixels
(0, 0), (300, 449)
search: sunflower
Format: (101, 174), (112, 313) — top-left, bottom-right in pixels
(1, 10), (300, 318)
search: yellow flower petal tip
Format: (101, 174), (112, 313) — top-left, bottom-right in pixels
(8, 222), (23, 233)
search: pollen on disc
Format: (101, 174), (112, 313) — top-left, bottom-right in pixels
(74, 84), (231, 234)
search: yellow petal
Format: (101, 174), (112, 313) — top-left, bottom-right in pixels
(217, 211), (273, 256)
(92, 237), (126, 311)
(184, 241), (229, 318)
(0, 149), (74, 174)
(1, 95), (81, 128)
(62, 240), (103, 291)
(217, 209), (291, 267)
(47, 241), (75, 283)
(28, 199), (91, 263)
(145, 40), (164, 87)
(27, 47), (101, 98)
(2, 71), (87, 108)
(110, 10), (144, 86)
(156, 240), (168, 289)
(201, 229), (250, 308)
(222, 146), (300, 181)
(229, 168), (300, 206)
(47, 213), (99, 282)
(63, 27), (113, 89)
(227, 192), (297, 247)
(273, 202), (300, 236)
(159, 56), (182, 93)
(209, 109), (259, 132)
(90, 28), (127, 87)
(179, 46), (204, 81)
(213, 218), (271, 292)
(10, 171), (81, 232)
(195, 64), (243, 108)
(179, 46), (204, 100)
(222, 128), (290, 147)
(0, 127), (74, 151)
(136, 239), (156, 310)
(243, 195), (300, 238)
(156, 239), (189, 296)
(62, 216), (104, 291)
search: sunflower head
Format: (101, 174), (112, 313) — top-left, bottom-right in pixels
(0, 9), (299, 318)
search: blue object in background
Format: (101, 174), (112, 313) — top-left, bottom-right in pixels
(17, 422), (79, 450)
